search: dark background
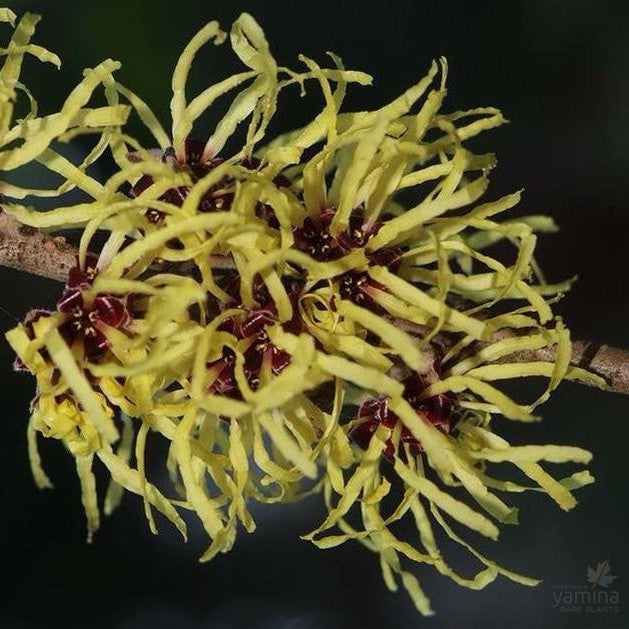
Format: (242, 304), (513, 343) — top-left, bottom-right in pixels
(1, 1), (628, 627)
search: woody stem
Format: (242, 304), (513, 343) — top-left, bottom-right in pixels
(2, 211), (628, 395)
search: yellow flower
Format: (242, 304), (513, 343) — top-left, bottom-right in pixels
(1, 7), (609, 616)
(31, 394), (103, 456)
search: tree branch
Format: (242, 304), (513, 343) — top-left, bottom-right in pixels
(0, 210), (75, 282)
(2, 213), (628, 395)
(394, 317), (629, 394)
(494, 336), (629, 395)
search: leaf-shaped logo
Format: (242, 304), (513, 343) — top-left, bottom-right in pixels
(586, 560), (617, 588)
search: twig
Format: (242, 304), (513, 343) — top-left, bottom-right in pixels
(0, 211), (75, 282)
(492, 336), (629, 396)
(393, 319), (629, 395)
(0, 210), (237, 279)
(2, 214), (628, 394)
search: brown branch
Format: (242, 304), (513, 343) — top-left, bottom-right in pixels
(0, 210), (237, 279)
(394, 320), (629, 396)
(0, 211), (75, 282)
(2, 214), (629, 395)
(492, 336), (629, 396)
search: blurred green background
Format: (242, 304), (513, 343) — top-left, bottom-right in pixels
(1, 1), (628, 628)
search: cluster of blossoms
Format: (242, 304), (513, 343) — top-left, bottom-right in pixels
(1, 9), (605, 615)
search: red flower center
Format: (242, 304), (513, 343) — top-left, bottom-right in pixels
(349, 372), (455, 462)
(130, 140), (289, 225)
(293, 207), (400, 266)
(207, 276), (304, 398)
(57, 287), (129, 358)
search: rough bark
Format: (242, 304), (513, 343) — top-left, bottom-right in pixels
(2, 213), (629, 394)
(0, 211), (75, 282)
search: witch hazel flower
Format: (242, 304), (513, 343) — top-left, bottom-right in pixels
(131, 139), (231, 224)
(56, 288), (129, 358)
(349, 371), (455, 462)
(57, 253), (131, 356)
(131, 140), (291, 229)
(2, 9), (613, 619)
(293, 206), (401, 267)
(13, 254), (127, 368)
(66, 253), (100, 289)
(208, 277), (302, 395)
(293, 206), (401, 310)
(18, 256), (131, 362)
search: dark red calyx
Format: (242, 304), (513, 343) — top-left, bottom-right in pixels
(207, 277), (302, 398)
(292, 206), (401, 267)
(348, 397), (414, 462)
(367, 246), (402, 272)
(293, 215), (342, 261)
(244, 331), (292, 379)
(337, 271), (385, 312)
(337, 209), (380, 249)
(207, 348), (238, 397)
(218, 307), (277, 340)
(221, 275), (277, 322)
(163, 139), (224, 181)
(402, 372), (452, 431)
(349, 373), (455, 462)
(131, 139), (228, 223)
(292, 207), (368, 262)
(206, 333), (291, 398)
(219, 275), (305, 339)
(131, 141), (292, 225)
(67, 255), (99, 289)
(57, 289), (129, 358)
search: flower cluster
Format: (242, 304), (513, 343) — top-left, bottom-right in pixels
(1, 9), (605, 615)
